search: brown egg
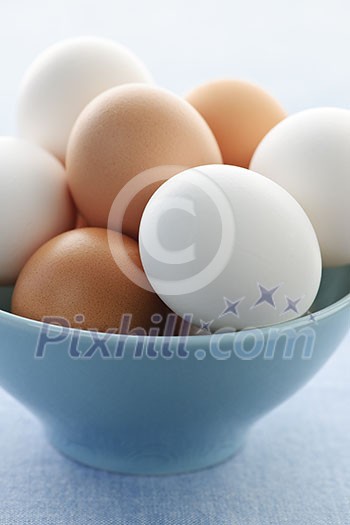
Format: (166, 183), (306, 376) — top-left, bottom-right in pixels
(75, 213), (88, 228)
(11, 228), (172, 334)
(66, 84), (222, 239)
(186, 79), (287, 168)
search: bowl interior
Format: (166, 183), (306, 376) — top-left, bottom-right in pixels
(1, 286), (13, 312)
(1, 265), (350, 322)
(311, 265), (350, 313)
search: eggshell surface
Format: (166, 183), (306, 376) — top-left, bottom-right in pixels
(0, 137), (75, 285)
(186, 79), (286, 168)
(67, 84), (222, 239)
(139, 164), (322, 331)
(17, 37), (153, 162)
(12, 228), (171, 334)
(250, 107), (350, 267)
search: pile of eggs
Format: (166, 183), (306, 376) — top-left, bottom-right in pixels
(2, 36), (349, 335)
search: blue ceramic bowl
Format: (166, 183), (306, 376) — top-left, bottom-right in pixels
(0, 266), (349, 475)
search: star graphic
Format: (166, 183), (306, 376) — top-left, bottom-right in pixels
(253, 284), (280, 309)
(196, 319), (213, 334)
(219, 297), (244, 318)
(307, 310), (318, 323)
(284, 296), (302, 314)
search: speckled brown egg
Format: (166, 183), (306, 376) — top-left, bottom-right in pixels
(11, 228), (172, 334)
(66, 84), (222, 239)
(186, 79), (287, 168)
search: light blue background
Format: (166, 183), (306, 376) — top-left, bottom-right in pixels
(1, 0), (350, 523)
(1, 0), (350, 135)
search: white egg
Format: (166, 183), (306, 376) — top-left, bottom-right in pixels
(0, 137), (75, 285)
(17, 37), (153, 162)
(139, 165), (322, 331)
(250, 107), (350, 267)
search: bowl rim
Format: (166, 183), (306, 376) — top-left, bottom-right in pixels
(1, 286), (349, 342)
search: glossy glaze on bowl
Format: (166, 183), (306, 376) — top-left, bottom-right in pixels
(0, 267), (349, 475)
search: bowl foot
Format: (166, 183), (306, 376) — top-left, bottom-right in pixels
(45, 427), (248, 476)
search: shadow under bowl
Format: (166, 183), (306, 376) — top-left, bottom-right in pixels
(0, 266), (349, 475)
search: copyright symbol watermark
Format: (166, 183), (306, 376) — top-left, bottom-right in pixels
(107, 165), (235, 296)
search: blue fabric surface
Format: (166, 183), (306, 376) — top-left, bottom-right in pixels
(0, 333), (349, 524)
